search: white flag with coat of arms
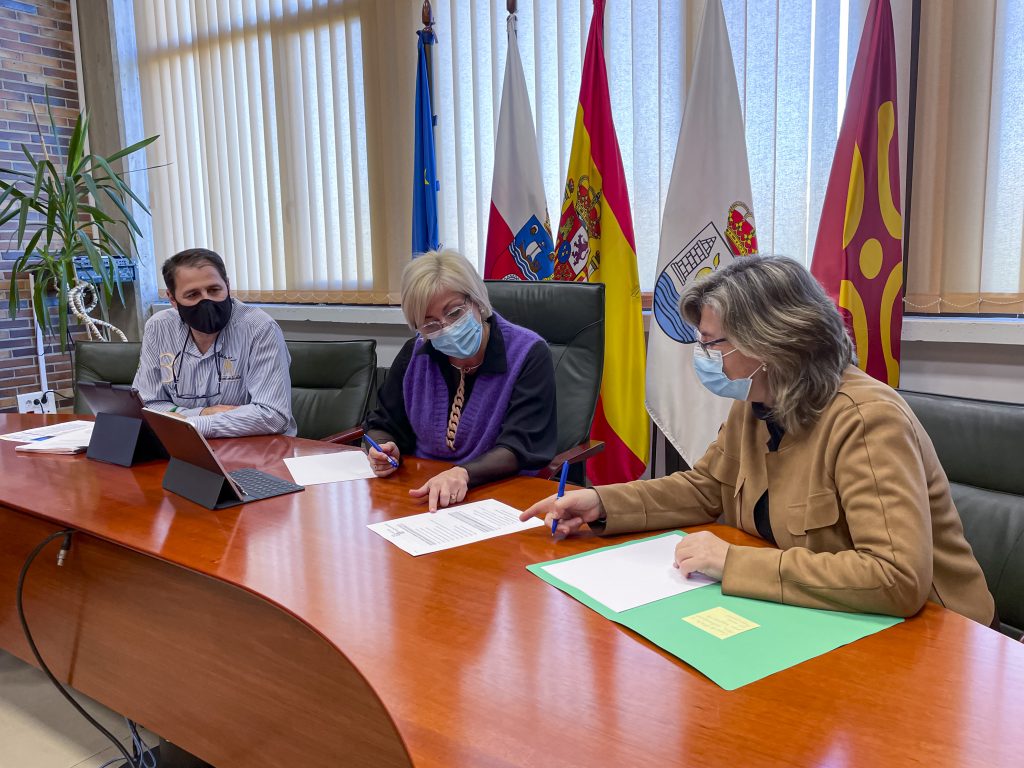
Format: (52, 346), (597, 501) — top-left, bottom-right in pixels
(647, 0), (758, 466)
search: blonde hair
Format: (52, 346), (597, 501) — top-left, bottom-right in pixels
(680, 255), (854, 434)
(400, 249), (493, 331)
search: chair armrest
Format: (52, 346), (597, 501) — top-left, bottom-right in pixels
(321, 426), (365, 445)
(536, 440), (605, 480)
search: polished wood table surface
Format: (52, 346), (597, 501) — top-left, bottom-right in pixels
(0, 414), (1022, 767)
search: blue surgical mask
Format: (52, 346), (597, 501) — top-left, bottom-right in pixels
(692, 346), (762, 401)
(429, 310), (483, 359)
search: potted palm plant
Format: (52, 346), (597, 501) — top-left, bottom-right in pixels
(0, 101), (157, 350)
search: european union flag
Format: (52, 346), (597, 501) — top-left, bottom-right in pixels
(412, 29), (440, 257)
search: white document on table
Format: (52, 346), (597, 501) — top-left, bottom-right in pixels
(283, 451), (376, 485)
(540, 533), (716, 613)
(1, 420), (94, 443)
(14, 422), (95, 454)
(368, 499), (543, 556)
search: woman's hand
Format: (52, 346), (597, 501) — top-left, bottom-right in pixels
(367, 441), (401, 477)
(409, 466), (470, 511)
(673, 531), (730, 581)
(520, 488), (604, 538)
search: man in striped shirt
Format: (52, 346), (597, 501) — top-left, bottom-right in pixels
(133, 248), (297, 438)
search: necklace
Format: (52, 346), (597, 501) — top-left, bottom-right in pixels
(450, 361), (482, 375)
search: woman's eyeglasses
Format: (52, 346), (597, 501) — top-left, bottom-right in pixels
(419, 300), (471, 339)
(695, 336), (728, 356)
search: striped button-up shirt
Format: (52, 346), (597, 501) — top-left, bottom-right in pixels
(133, 299), (297, 437)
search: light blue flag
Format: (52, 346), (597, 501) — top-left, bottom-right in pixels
(412, 28), (439, 257)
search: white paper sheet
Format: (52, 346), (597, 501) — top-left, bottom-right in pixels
(1, 421), (94, 443)
(13, 423), (94, 454)
(367, 499), (543, 556)
(540, 533), (716, 613)
(283, 451), (376, 485)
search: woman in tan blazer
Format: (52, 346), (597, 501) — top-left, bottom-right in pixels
(522, 256), (995, 626)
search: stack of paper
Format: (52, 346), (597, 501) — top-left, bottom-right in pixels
(9, 422), (95, 455)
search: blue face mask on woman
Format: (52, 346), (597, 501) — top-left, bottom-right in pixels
(692, 346), (762, 401)
(429, 310), (484, 359)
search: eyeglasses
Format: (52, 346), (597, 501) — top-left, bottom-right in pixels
(419, 300), (471, 339)
(695, 336), (728, 356)
(171, 331), (224, 400)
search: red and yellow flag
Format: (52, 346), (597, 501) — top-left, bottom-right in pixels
(811, 0), (903, 386)
(552, 0), (648, 484)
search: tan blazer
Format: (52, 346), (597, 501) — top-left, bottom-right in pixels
(597, 367), (995, 625)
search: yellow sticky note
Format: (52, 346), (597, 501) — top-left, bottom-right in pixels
(682, 607), (760, 639)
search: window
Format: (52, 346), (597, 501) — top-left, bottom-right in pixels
(134, 1), (1024, 314)
(906, 0), (1024, 314)
(134, 0), (379, 302)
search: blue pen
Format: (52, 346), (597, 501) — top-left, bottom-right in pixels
(552, 460), (569, 535)
(364, 434), (399, 468)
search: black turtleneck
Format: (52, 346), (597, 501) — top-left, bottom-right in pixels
(751, 402), (784, 545)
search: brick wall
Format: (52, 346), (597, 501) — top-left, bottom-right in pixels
(0, 0), (78, 412)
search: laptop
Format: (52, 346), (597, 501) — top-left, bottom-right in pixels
(78, 382), (169, 465)
(141, 407), (304, 509)
(79, 381), (150, 417)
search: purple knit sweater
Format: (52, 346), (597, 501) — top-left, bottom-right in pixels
(403, 313), (542, 463)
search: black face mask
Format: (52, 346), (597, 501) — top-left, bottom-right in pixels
(176, 296), (233, 334)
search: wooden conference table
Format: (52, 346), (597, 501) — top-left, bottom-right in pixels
(0, 414), (1021, 767)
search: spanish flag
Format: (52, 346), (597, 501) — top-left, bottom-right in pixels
(553, 0), (648, 484)
(811, 0), (903, 386)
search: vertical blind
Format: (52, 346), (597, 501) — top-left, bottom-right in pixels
(906, 0), (1024, 313)
(134, 0), (379, 302)
(132, 0), (1022, 312)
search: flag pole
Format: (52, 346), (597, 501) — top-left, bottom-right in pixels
(421, 0), (434, 90)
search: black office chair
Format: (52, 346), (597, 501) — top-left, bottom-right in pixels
(73, 340), (143, 414)
(901, 390), (1024, 640)
(287, 339), (377, 442)
(485, 280), (605, 482)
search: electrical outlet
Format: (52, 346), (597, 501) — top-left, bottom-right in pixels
(16, 390), (57, 415)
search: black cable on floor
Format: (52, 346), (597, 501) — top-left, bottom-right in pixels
(16, 529), (140, 768)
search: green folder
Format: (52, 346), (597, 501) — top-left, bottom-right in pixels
(528, 531), (903, 690)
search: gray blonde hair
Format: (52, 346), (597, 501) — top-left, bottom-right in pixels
(680, 255), (854, 434)
(400, 249), (493, 331)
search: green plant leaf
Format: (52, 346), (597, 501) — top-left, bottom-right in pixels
(0, 181), (27, 200)
(16, 197), (30, 244)
(45, 190), (58, 246)
(104, 134), (158, 164)
(76, 230), (113, 294)
(20, 143), (40, 169)
(56, 258), (71, 350)
(101, 186), (143, 236)
(23, 228), (43, 261)
(7, 272), (19, 320)
(80, 204), (114, 223)
(0, 167), (33, 179)
(44, 90), (58, 144)
(32, 271), (49, 337)
(30, 160), (45, 200)
(65, 111), (87, 176)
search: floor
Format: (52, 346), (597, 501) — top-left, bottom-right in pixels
(0, 649), (161, 768)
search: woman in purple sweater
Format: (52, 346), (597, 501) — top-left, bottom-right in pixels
(363, 250), (557, 511)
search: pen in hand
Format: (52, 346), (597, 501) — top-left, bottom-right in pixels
(552, 460), (569, 536)
(364, 435), (399, 469)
